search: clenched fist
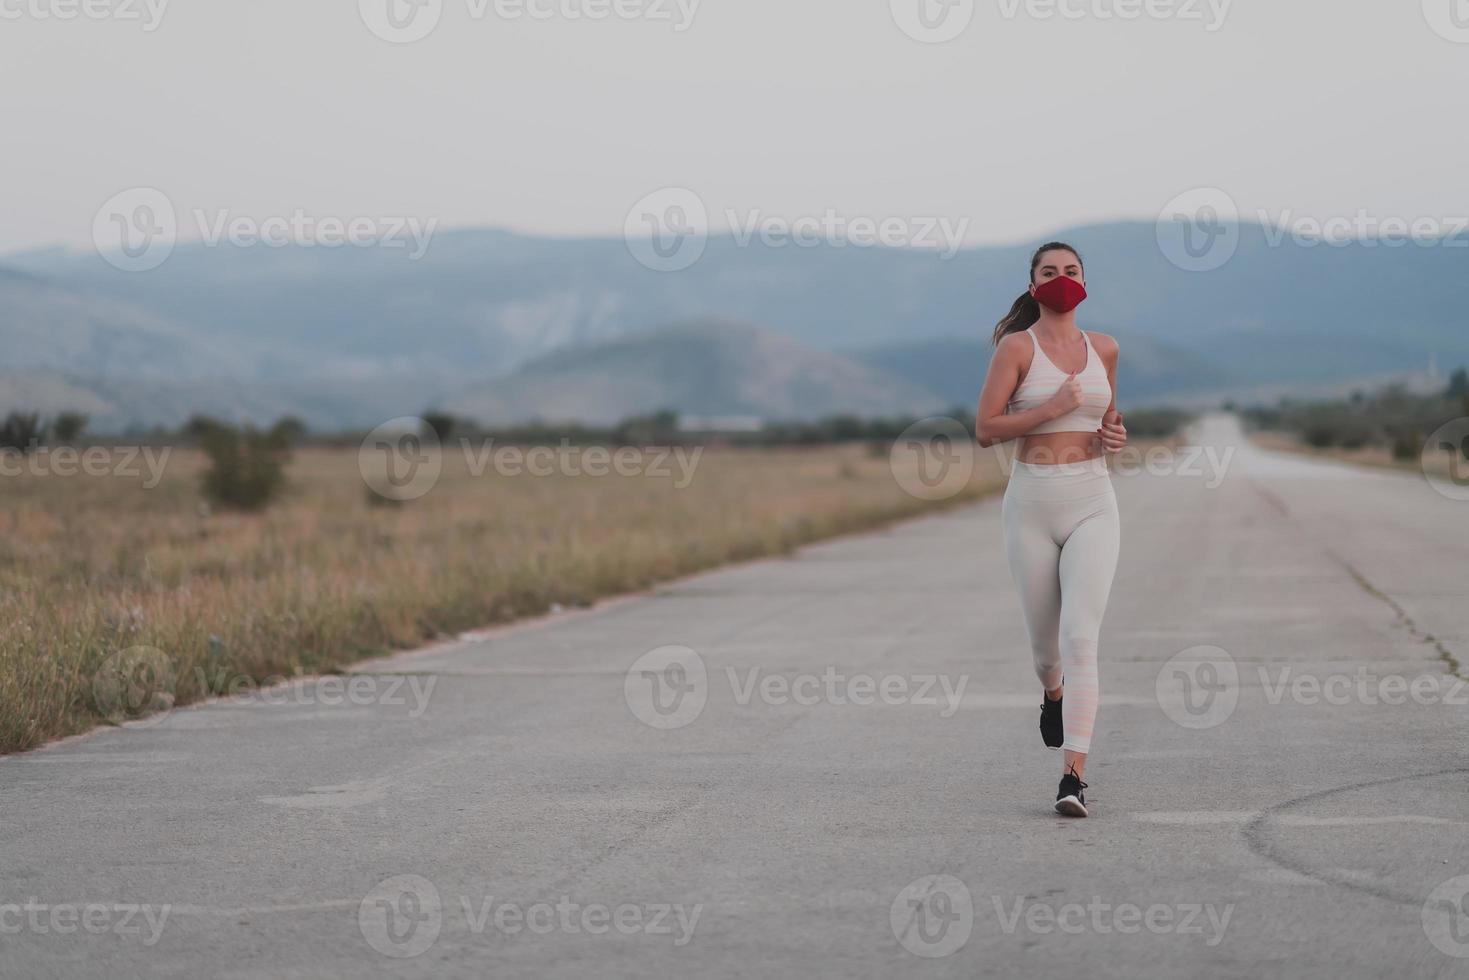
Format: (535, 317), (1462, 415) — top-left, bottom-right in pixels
(1098, 409), (1127, 454)
(1047, 372), (1085, 417)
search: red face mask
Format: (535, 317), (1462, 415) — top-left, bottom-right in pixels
(1032, 276), (1087, 314)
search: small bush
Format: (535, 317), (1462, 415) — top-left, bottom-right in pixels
(199, 421), (289, 511)
(422, 412), (456, 443)
(52, 412), (89, 444)
(1391, 431), (1424, 461)
(366, 484), (405, 508)
(0, 412), (47, 453)
(269, 416), (307, 448)
(1446, 368), (1469, 400)
(1303, 425), (1336, 448)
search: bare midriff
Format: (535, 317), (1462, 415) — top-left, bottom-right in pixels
(1017, 432), (1103, 465)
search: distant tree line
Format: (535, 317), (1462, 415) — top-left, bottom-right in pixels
(0, 411), (90, 452)
(1, 403), (1198, 515)
(1237, 367), (1469, 459)
(402, 404), (1193, 449)
(4, 403), (1196, 458)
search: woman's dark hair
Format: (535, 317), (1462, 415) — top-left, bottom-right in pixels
(991, 241), (1084, 346)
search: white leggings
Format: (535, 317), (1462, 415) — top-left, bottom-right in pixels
(1000, 456), (1120, 754)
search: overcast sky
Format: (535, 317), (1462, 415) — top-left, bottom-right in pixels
(3, 0), (1466, 256)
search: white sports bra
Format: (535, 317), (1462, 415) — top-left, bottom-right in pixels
(1006, 327), (1112, 435)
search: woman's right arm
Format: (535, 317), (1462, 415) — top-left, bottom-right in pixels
(974, 334), (1078, 448)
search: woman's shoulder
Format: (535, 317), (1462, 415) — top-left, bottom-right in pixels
(997, 328), (1035, 353)
(1085, 331), (1120, 359)
(995, 328), (1036, 366)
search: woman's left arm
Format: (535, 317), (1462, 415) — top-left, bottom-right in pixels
(1092, 333), (1127, 454)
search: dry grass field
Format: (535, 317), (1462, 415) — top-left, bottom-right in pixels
(0, 440), (1008, 753)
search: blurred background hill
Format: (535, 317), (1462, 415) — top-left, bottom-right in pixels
(3, 220), (1463, 431)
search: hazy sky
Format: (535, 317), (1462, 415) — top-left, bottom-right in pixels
(3, 0), (1466, 256)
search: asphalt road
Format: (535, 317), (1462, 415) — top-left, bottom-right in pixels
(3, 413), (1467, 979)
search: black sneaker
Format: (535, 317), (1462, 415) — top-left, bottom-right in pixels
(1039, 694), (1063, 749)
(1055, 766), (1089, 818)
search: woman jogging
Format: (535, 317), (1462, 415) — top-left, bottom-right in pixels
(974, 242), (1127, 817)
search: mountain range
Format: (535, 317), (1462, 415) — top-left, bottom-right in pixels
(2, 220), (1463, 430)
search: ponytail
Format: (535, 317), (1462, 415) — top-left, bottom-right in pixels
(991, 240), (1083, 346)
(993, 291), (1041, 345)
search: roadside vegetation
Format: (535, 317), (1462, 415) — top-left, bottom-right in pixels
(1237, 368), (1469, 467)
(0, 403), (1195, 754)
(0, 413), (988, 753)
